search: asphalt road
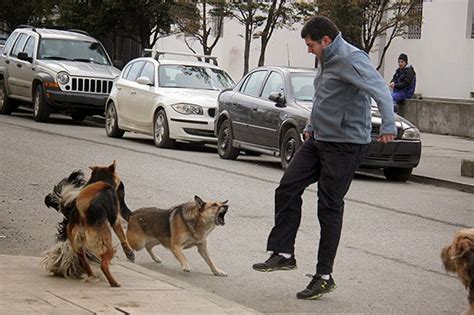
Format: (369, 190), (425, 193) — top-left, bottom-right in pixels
(0, 111), (472, 314)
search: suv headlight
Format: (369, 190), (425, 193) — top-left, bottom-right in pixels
(171, 103), (203, 115)
(401, 127), (420, 140)
(57, 72), (70, 85)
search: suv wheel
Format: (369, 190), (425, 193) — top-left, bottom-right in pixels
(33, 84), (50, 122)
(153, 109), (175, 148)
(383, 167), (413, 182)
(105, 103), (125, 138)
(0, 79), (15, 115)
(70, 112), (86, 121)
(217, 120), (239, 160)
(280, 128), (302, 169)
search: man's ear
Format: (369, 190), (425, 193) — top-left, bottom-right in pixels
(322, 35), (332, 47)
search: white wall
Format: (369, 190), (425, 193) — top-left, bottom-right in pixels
(380, 0), (474, 99)
(156, 18), (315, 82)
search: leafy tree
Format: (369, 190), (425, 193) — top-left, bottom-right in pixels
(317, 0), (423, 69)
(170, 0), (229, 61)
(0, 0), (57, 33)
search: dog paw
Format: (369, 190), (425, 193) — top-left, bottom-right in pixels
(124, 248), (135, 262)
(182, 266), (191, 272)
(84, 275), (100, 283)
(213, 270), (228, 277)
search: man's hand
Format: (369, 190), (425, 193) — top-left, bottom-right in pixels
(303, 131), (313, 141)
(378, 134), (395, 143)
(389, 82), (395, 89)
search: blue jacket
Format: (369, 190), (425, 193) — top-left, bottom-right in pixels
(306, 33), (396, 144)
(391, 64), (416, 96)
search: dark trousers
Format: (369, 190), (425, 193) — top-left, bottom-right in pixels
(266, 139), (368, 275)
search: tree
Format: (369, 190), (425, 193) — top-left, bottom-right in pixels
(0, 0), (56, 33)
(170, 0), (229, 61)
(317, 0), (423, 69)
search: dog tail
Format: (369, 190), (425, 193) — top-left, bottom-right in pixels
(41, 241), (84, 278)
(117, 181), (132, 221)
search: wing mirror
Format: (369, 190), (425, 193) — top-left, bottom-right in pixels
(17, 52), (32, 63)
(269, 92), (286, 108)
(136, 76), (153, 86)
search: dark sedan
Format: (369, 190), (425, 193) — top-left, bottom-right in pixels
(214, 66), (421, 181)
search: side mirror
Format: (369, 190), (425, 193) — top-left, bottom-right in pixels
(17, 52), (32, 63)
(136, 76), (153, 86)
(269, 92), (286, 108)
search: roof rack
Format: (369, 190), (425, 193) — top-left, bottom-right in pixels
(143, 49), (218, 66)
(68, 29), (90, 36)
(17, 24), (36, 31)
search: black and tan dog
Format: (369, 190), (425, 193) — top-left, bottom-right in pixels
(441, 228), (474, 315)
(43, 161), (134, 287)
(127, 196), (229, 276)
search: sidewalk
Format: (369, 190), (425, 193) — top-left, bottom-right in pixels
(0, 254), (261, 314)
(410, 132), (474, 192)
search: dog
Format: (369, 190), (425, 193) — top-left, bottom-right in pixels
(126, 195), (229, 276)
(43, 161), (134, 287)
(441, 228), (474, 315)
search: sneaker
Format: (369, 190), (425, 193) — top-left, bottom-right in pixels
(296, 274), (336, 300)
(252, 253), (297, 272)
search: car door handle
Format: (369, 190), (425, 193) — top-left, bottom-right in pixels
(116, 86), (122, 90)
(130, 89), (136, 94)
(5, 60), (10, 64)
(16, 63), (22, 68)
(252, 107), (258, 111)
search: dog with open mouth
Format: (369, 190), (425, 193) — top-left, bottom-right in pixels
(126, 195), (229, 276)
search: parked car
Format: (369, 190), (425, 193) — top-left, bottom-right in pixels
(105, 51), (235, 148)
(0, 26), (120, 122)
(215, 66), (421, 181)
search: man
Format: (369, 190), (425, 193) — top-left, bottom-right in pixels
(252, 16), (397, 300)
(389, 53), (416, 113)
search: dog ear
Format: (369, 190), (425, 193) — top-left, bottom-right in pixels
(109, 160), (117, 174)
(222, 200), (228, 204)
(455, 238), (474, 258)
(68, 170), (84, 182)
(194, 195), (205, 209)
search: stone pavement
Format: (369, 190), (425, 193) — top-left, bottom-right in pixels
(0, 132), (472, 315)
(0, 255), (261, 314)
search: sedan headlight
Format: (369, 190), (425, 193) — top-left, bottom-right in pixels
(402, 127), (420, 140)
(57, 72), (70, 85)
(171, 103), (203, 115)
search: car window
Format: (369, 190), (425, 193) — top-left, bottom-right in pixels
(23, 36), (35, 57)
(121, 63), (132, 79)
(158, 65), (234, 90)
(10, 33), (28, 58)
(38, 39), (110, 65)
(290, 73), (316, 102)
(139, 62), (155, 85)
(1, 32), (19, 56)
(241, 71), (267, 97)
(261, 72), (284, 100)
(125, 61), (145, 81)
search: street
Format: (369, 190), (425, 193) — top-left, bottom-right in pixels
(0, 111), (472, 314)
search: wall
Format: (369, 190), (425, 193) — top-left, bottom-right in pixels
(380, 0), (474, 99)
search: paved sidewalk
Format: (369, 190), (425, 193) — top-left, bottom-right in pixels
(0, 254), (260, 314)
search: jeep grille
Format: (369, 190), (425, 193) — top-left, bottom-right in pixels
(68, 77), (114, 94)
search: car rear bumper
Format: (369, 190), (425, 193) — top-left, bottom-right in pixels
(44, 89), (108, 114)
(360, 140), (421, 169)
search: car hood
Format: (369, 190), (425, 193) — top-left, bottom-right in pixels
(161, 88), (221, 108)
(295, 100), (313, 112)
(371, 106), (416, 129)
(38, 60), (121, 78)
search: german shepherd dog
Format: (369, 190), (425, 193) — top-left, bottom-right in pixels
(441, 228), (474, 315)
(43, 161), (134, 287)
(126, 196), (229, 276)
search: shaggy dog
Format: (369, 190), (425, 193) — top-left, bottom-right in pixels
(43, 162), (134, 287)
(441, 228), (474, 315)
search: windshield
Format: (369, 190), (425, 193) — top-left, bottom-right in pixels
(38, 39), (111, 65)
(158, 65), (234, 90)
(290, 73), (316, 102)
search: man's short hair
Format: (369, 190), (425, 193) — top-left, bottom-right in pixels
(301, 16), (340, 41)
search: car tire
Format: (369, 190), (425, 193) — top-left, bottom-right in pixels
(280, 128), (302, 169)
(153, 109), (175, 148)
(70, 112), (86, 121)
(33, 84), (50, 123)
(105, 103), (125, 138)
(0, 78), (15, 115)
(217, 119), (240, 160)
(383, 167), (413, 182)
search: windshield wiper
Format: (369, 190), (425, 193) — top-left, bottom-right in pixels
(42, 56), (73, 61)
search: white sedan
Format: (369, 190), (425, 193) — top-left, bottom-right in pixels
(105, 56), (234, 147)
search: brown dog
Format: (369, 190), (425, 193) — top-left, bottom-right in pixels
(441, 228), (474, 315)
(127, 196), (228, 276)
(67, 161), (134, 287)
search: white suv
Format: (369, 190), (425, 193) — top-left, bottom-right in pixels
(0, 26), (120, 122)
